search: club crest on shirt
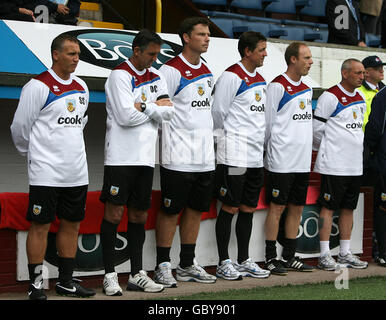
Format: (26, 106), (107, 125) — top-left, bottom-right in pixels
(66, 99), (76, 112)
(141, 91), (147, 102)
(299, 98), (306, 110)
(381, 193), (386, 202)
(255, 91), (262, 102)
(220, 187), (227, 197)
(272, 189), (280, 198)
(353, 110), (357, 120)
(164, 198), (172, 208)
(110, 186), (119, 196)
(197, 84), (205, 96)
(324, 193), (331, 201)
(32, 205), (42, 215)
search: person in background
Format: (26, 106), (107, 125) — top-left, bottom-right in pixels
(359, 0), (383, 34)
(41, 0), (81, 25)
(359, 56), (385, 263)
(0, 0), (36, 22)
(326, 0), (367, 47)
(358, 55), (385, 130)
(364, 83), (386, 267)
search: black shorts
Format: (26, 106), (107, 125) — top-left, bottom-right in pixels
(265, 171), (310, 205)
(318, 175), (362, 210)
(99, 165), (154, 211)
(214, 164), (264, 208)
(160, 166), (215, 215)
(27, 185), (88, 224)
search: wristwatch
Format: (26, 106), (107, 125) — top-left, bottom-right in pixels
(140, 102), (146, 112)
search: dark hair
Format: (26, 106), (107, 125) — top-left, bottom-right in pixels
(238, 31), (266, 57)
(132, 29), (163, 51)
(178, 17), (210, 46)
(284, 42), (307, 66)
(51, 33), (79, 54)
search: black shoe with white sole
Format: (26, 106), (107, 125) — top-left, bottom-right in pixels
(282, 257), (315, 272)
(28, 281), (47, 300)
(264, 259), (288, 276)
(55, 279), (96, 298)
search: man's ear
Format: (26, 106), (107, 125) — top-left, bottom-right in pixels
(290, 55), (297, 65)
(244, 47), (251, 58)
(182, 32), (190, 45)
(52, 50), (59, 63)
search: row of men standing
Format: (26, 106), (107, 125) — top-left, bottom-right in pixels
(10, 16), (382, 300)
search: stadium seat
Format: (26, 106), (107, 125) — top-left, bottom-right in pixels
(265, 0), (309, 14)
(208, 11), (250, 38)
(302, 28), (323, 41)
(271, 25), (305, 41)
(233, 18), (288, 39)
(192, 0), (228, 5)
(281, 20), (327, 42)
(233, 22), (272, 38)
(230, 0), (279, 11)
(300, 0), (326, 17)
(313, 24), (328, 42)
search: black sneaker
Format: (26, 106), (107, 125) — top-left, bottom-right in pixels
(28, 281), (47, 300)
(376, 257), (386, 267)
(282, 256), (315, 272)
(264, 259), (288, 276)
(55, 278), (96, 298)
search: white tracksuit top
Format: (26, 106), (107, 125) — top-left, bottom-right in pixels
(313, 83), (366, 176)
(104, 60), (174, 167)
(159, 54), (215, 172)
(264, 73), (313, 173)
(11, 69), (89, 187)
(212, 61), (266, 168)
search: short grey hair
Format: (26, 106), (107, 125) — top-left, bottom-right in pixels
(341, 58), (362, 72)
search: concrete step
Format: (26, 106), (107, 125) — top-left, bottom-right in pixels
(77, 18), (123, 29)
(79, 1), (102, 21)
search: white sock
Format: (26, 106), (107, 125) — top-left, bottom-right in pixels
(339, 240), (351, 256)
(319, 241), (330, 256)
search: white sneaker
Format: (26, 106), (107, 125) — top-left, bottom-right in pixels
(153, 262), (177, 288)
(216, 259), (242, 280)
(127, 270), (164, 293)
(234, 258), (270, 278)
(337, 252), (368, 269)
(103, 272), (122, 296)
(177, 258), (217, 283)
(317, 252), (339, 271)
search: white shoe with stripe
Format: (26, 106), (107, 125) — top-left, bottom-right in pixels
(103, 272), (123, 296)
(127, 270), (164, 293)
